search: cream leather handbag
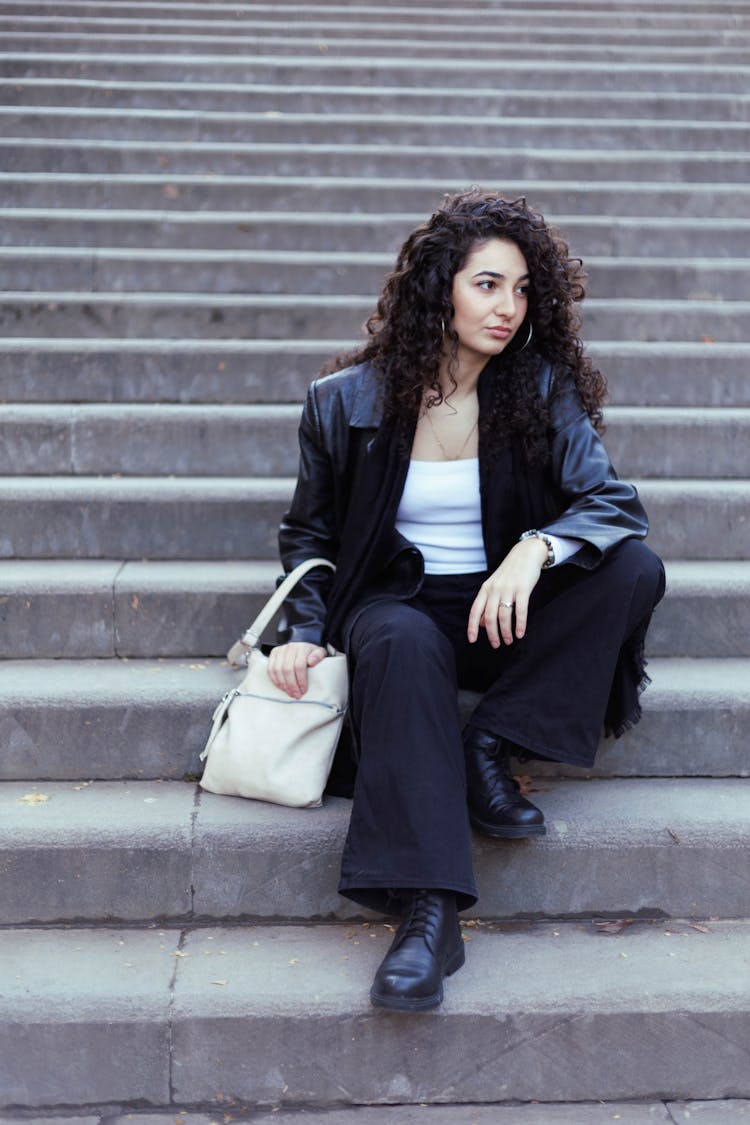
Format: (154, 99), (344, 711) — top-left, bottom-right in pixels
(199, 558), (347, 808)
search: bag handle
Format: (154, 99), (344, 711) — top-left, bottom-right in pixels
(226, 557), (335, 666)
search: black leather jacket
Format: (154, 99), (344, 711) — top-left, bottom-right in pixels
(279, 359), (649, 650)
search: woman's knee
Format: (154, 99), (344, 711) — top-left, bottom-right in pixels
(350, 600), (453, 664)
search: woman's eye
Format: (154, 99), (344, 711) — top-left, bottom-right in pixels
(516, 285), (529, 296)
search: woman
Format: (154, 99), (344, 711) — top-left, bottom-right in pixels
(268, 189), (665, 1013)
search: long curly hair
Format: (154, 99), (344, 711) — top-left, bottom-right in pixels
(323, 188), (607, 464)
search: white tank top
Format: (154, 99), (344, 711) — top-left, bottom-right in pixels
(395, 458), (487, 575)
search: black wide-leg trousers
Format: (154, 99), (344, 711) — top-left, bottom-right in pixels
(338, 539), (665, 914)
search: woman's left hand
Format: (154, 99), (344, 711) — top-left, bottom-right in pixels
(467, 537), (549, 647)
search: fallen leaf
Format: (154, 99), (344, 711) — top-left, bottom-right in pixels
(189, 663), (206, 670)
(514, 774), (550, 796)
(594, 919), (634, 936)
(131, 594), (139, 610)
(170, 950), (188, 958)
(210, 980), (229, 986)
(689, 922), (712, 933)
(289, 958), (298, 965)
(16, 792), (50, 805)
(701, 335), (714, 344)
(163, 183), (179, 199)
(666, 827), (681, 844)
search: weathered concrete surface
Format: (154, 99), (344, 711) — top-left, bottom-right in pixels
(0, 928), (172, 1106)
(1, 557), (748, 659)
(0, 780), (195, 923)
(1, 477), (748, 560)
(171, 922), (750, 1105)
(1, 778), (748, 924)
(0, 657), (747, 782)
(668, 1102), (750, 1122)
(3, 405), (750, 479)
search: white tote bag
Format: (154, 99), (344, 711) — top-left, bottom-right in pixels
(199, 558), (347, 808)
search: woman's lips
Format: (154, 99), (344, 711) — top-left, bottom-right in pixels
(486, 325), (512, 339)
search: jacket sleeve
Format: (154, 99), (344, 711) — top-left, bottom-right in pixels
(277, 382), (339, 645)
(540, 369), (649, 569)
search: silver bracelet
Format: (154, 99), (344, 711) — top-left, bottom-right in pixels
(518, 529), (555, 569)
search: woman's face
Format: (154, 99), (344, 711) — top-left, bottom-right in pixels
(449, 238), (530, 369)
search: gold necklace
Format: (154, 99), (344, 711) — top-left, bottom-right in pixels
(426, 409), (478, 461)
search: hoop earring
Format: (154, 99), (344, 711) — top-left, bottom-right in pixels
(517, 321), (534, 352)
(440, 317), (446, 335)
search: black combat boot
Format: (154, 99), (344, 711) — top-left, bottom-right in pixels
(463, 725), (546, 838)
(370, 889), (465, 1012)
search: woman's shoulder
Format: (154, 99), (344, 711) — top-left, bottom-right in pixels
(308, 360), (384, 429)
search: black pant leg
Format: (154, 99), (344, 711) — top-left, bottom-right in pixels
(339, 598), (478, 914)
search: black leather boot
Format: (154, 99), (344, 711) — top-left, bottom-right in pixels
(463, 726), (546, 838)
(370, 890), (465, 1012)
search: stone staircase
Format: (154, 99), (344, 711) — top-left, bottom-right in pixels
(1, 0), (750, 1119)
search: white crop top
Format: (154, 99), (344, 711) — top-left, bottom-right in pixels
(395, 458), (488, 575)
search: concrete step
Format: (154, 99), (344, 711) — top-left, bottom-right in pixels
(0, 477), (747, 559)
(4, 174), (750, 217)
(1, 292), (748, 342)
(2, 777), (750, 923)
(4, 138), (750, 182)
(0, 558), (747, 660)
(2, 249), (748, 301)
(2, 0), (747, 20)
(0, 655), (747, 782)
(2, 921), (749, 1108)
(6, 108), (750, 151)
(0, 1105), (745, 1125)
(4, 209), (749, 258)
(5, 78), (750, 121)
(2, 404), (749, 480)
(4, 53), (750, 92)
(1, 339), (746, 407)
(4, 13), (749, 46)
(3, 35), (749, 63)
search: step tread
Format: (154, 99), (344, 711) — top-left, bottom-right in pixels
(2, 921), (749, 1106)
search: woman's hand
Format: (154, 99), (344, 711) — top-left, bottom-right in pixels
(267, 642), (328, 698)
(467, 537), (549, 647)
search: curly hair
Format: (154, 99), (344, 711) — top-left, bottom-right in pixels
(323, 188), (607, 464)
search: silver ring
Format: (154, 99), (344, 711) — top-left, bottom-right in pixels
(500, 600), (515, 608)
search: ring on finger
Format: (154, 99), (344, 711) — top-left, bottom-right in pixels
(500, 600), (515, 609)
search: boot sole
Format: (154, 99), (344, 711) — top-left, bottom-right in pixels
(469, 814), (546, 839)
(369, 941), (466, 1013)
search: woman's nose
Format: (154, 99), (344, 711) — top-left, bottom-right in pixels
(493, 286), (516, 316)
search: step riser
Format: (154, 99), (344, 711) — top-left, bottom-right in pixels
(5, 177), (750, 217)
(1, 482), (746, 559)
(6, 56), (750, 91)
(3, 924), (750, 1110)
(5, 82), (749, 121)
(4, 141), (750, 182)
(2, 409), (750, 479)
(4, 215), (749, 258)
(3, 255), (748, 301)
(1, 299), (747, 341)
(6, 111), (750, 151)
(1, 344), (746, 406)
(4, 18), (749, 45)
(1, 574), (748, 659)
(1, 659), (746, 781)
(2, 780), (749, 924)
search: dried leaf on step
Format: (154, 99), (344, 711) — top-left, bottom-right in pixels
(514, 774), (550, 795)
(689, 922), (712, 933)
(16, 792), (50, 805)
(594, 919), (634, 936)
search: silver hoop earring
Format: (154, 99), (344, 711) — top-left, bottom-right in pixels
(517, 321), (534, 352)
(440, 317), (446, 335)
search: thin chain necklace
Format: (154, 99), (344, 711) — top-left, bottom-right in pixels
(426, 408), (478, 461)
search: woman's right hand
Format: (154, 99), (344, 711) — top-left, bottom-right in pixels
(267, 642), (328, 699)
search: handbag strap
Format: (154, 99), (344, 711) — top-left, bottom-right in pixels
(226, 557), (335, 666)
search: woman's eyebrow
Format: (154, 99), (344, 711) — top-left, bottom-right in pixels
(472, 270), (531, 282)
